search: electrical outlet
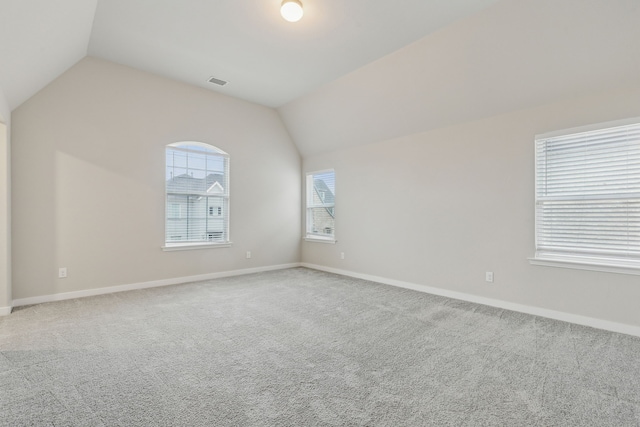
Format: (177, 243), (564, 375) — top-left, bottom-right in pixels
(485, 271), (494, 283)
(246, 251), (251, 259)
(340, 252), (345, 260)
(59, 268), (67, 279)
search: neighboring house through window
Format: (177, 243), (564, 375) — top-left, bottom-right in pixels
(208, 205), (223, 216)
(306, 170), (335, 242)
(165, 142), (230, 248)
(532, 118), (640, 273)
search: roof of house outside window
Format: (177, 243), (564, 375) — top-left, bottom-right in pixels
(167, 173), (225, 194)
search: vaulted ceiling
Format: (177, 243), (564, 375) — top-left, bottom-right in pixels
(1, 0), (639, 156)
(0, 0), (499, 111)
(0, 0), (97, 112)
(280, 0), (640, 155)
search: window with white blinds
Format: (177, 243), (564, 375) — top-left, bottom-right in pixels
(534, 119), (640, 270)
(165, 142), (230, 247)
(306, 170), (335, 242)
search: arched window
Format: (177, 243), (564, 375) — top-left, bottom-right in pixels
(164, 142), (230, 248)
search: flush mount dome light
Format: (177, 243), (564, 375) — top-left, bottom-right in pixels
(281, 0), (303, 22)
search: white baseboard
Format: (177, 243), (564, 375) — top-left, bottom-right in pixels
(11, 261), (640, 338)
(12, 263), (302, 308)
(301, 263), (640, 338)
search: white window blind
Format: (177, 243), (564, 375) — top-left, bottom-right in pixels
(306, 170), (335, 241)
(535, 120), (640, 268)
(165, 142), (229, 246)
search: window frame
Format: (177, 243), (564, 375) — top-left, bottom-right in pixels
(305, 169), (336, 244)
(162, 142), (231, 251)
(530, 117), (640, 275)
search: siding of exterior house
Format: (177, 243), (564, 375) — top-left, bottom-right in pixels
(309, 178), (335, 236)
(166, 173), (227, 243)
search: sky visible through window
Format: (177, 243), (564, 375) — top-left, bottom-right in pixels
(166, 146), (225, 181)
(314, 171), (335, 195)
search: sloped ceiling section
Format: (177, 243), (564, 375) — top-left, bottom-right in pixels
(0, 0), (98, 110)
(87, 0), (500, 108)
(0, 89), (8, 123)
(279, 0), (640, 157)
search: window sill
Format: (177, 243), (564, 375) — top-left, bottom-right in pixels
(304, 236), (336, 244)
(529, 255), (640, 276)
(162, 242), (232, 252)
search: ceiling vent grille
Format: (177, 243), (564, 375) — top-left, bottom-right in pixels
(208, 76), (228, 86)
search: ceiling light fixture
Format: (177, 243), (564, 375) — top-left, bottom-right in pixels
(281, 0), (304, 23)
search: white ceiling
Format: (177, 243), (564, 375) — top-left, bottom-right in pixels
(1, 0), (639, 156)
(280, 0), (640, 156)
(88, 0), (501, 108)
(0, 0), (97, 111)
(0, 0), (499, 111)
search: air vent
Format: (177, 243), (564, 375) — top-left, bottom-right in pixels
(208, 76), (228, 86)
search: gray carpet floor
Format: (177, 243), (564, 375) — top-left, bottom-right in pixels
(1, 267), (640, 426)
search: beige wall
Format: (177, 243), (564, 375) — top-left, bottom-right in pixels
(302, 84), (640, 327)
(11, 57), (301, 300)
(0, 117), (9, 310)
(0, 87), (10, 310)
